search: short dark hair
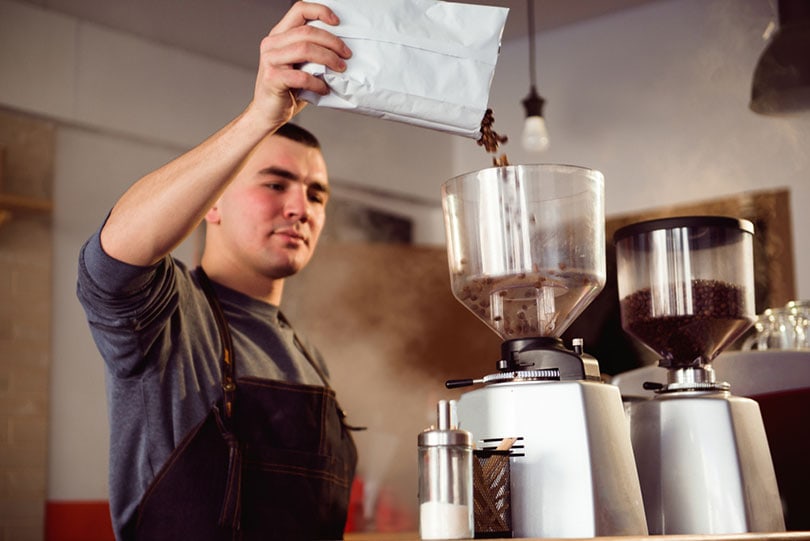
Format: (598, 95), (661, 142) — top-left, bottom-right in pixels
(275, 123), (321, 149)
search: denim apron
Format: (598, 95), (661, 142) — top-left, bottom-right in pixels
(127, 269), (359, 540)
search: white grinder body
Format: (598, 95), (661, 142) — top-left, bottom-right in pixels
(456, 379), (648, 538)
(627, 391), (785, 534)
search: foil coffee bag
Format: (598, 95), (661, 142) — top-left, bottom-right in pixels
(298, 0), (509, 139)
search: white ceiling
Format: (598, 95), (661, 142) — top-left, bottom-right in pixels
(19, 0), (658, 69)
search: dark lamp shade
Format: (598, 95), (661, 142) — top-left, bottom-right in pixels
(750, 18), (810, 114)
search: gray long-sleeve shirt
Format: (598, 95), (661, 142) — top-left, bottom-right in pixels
(76, 230), (328, 539)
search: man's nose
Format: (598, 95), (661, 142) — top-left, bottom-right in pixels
(283, 185), (310, 221)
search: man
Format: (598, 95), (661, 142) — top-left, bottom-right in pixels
(76, 2), (358, 539)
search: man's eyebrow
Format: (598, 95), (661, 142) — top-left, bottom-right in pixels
(259, 166), (298, 180)
(259, 166), (330, 195)
(309, 181), (330, 196)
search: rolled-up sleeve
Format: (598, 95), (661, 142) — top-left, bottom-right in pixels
(76, 229), (180, 378)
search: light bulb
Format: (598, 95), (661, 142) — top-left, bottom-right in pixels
(521, 115), (549, 152)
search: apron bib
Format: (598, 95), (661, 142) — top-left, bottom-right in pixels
(128, 269), (358, 540)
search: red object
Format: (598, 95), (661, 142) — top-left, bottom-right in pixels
(45, 500), (115, 541)
(345, 476), (365, 532)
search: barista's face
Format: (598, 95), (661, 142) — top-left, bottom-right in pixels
(207, 134), (329, 279)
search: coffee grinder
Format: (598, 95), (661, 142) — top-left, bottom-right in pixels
(614, 216), (785, 534)
(442, 165), (648, 538)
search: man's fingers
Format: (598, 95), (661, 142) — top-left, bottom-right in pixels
(270, 1), (340, 34)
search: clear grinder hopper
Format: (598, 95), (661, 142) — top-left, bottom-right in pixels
(443, 164), (607, 380)
(443, 164), (605, 344)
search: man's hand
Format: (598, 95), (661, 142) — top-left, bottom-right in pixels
(252, 1), (353, 126)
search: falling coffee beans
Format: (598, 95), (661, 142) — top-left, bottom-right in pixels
(477, 109), (510, 167)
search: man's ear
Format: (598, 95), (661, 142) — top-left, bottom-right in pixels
(205, 206), (221, 225)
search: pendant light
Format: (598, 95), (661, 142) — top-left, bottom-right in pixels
(521, 0), (550, 152)
(750, 0), (810, 114)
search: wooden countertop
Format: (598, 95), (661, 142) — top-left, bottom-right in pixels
(345, 532), (810, 541)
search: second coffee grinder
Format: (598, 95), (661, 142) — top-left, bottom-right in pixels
(614, 216), (785, 534)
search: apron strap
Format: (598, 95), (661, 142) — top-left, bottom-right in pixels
(196, 268), (243, 531)
(197, 268), (237, 420)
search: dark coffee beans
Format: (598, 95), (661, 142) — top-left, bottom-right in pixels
(620, 279), (753, 367)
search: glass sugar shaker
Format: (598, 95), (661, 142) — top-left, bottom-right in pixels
(418, 399), (473, 540)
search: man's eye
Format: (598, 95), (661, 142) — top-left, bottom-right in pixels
(265, 183), (285, 191)
(308, 192), (326, 204)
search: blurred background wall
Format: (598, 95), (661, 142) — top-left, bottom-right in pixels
(1, 0), (808, 538)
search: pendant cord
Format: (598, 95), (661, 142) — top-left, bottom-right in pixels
(527, 0), (537, 88)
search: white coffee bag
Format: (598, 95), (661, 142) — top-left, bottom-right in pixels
(298, 0), (509, 139)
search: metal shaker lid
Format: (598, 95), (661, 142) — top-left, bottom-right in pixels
(418, 427), (473, 447)
(418, 399), (472, 448)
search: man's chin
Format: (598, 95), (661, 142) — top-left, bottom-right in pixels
(266, 264), (298, 279)
(266, 256), (308, 279)
(261, 244), (315, 278)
